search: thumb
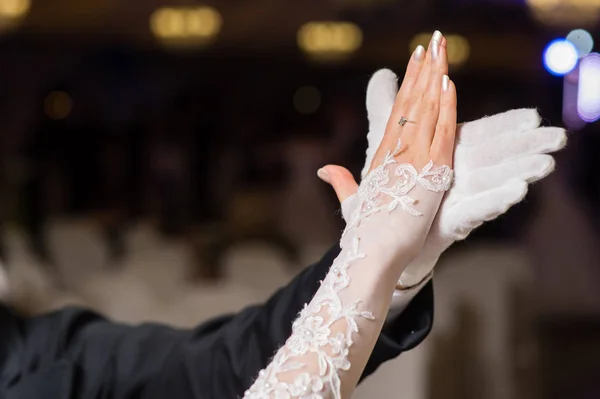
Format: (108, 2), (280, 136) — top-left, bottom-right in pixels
(317, 165), (358, 204)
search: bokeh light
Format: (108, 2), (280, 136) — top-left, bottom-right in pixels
(409, 33), (470, 66)
(566, 29), (594, 58)
(335, 0), (395, 7)
(297, 22), (363, 61)
(0, 0), (29, 18)
(527, 0), (600, 27)
(44, 91), (73, 120)
(0, 0), (30, 31)
(577, 53), (600, 122)
(150, 6), (222, 49)
(543, 39), (578, 76)
(293, 86), (321, 114)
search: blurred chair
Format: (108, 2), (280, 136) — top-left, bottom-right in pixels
(355, 245), (538, 399)
(191, 187), (300, 282)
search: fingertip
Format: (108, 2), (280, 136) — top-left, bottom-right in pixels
(367, 68), (398, 117)
(319, 165), (359, 203)
(412, 45), (425, 62)
(317, 167), (331, 184)
(368, 69), (399, 95)
(371, 68), (397, 82)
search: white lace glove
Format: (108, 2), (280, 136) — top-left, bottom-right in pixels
(341, 69), (567, 288)
(246, 148), (453, 399)
(246, 32), (457, 399)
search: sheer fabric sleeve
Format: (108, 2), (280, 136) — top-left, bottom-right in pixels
(244, 141), (453, 399)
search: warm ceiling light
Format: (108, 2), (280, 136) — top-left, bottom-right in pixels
(336, 0), (395, 7)
(527, 0), (600, 26)
(0, 0), (30, 19)
(150, 5), (222, 47)
(151, 8), (185, 38)
(409, 33), (471, 66)
(0, 0), (30, 32)
(44, 91), (72, 120)
(294, 86), (321, 114)
(298, 21), (363, 61)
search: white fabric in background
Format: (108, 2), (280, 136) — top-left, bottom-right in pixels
(355, 245), (534, 399)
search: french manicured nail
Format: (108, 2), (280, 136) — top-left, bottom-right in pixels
(442, 75), (449, 92)
(317, 168), (330, 183)
(413, 45), (425, 61)
(431, 30), (442, 59)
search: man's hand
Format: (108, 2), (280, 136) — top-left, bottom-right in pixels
(320, 68), (567, 288)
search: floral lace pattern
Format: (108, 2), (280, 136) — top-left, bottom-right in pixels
(243, 139), (453, 399)
(347, 139), (453, 230)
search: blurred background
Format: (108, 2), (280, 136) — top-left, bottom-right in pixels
(0, 0), (599, 397)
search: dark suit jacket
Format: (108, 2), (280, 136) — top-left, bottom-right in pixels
(0, 245), (433, 398)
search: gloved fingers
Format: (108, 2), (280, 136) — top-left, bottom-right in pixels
(366, 68), (398, 127)
(363, 69), (398, 178)
(456, 108), (541, 146)
(457, 154), (555, 195)
(447, 179), (528, 240)
(455, 126), (567, 171)
(317, 165), (359, 204)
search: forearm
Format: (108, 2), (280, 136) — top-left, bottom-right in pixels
(244, 206), (420, 399)
(299, 246), (404, 398)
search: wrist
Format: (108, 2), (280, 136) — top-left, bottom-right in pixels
(341, 217), (426, 283)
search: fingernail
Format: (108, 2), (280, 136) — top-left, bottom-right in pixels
(442, 75), (449, 92)
(413, 45), (425, 61)
(317, 168), (330, 183)
(431, 30), (442, 59)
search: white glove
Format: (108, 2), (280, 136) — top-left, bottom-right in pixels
(333, 68), (566, 288)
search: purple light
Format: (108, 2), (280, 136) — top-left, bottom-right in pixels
(563, 68), (587, 131)
(578, 53), (600, 122)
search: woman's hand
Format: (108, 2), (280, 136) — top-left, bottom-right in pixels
(245, 31), (456, 399)
(368, 32), (455, 170)
(322, 31), (457, 270)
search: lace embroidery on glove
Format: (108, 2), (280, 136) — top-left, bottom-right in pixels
(347, 139), (453, 231)
(244, 139), (452, 399)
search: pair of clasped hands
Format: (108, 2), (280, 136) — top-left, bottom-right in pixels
(317, 30), (566, 287)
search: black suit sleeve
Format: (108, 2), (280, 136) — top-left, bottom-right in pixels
(0, 245), (433, 399)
